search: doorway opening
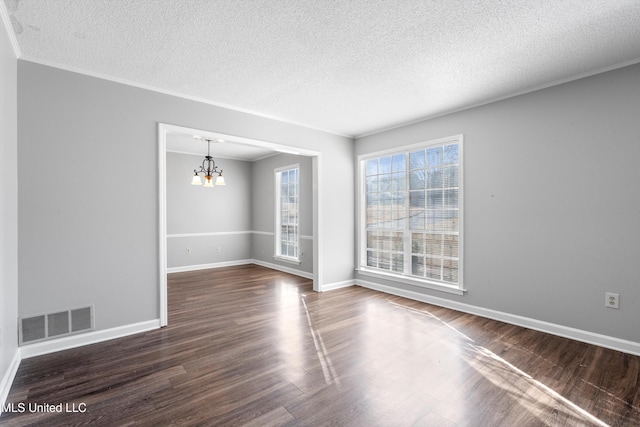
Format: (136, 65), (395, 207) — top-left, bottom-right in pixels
(157, 123), (322, 326)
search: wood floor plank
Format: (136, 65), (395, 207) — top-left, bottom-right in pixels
(1, 264), (639, 426)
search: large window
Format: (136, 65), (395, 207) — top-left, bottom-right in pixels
(275, 165), (300, 262)
(359, 135), (463, 293)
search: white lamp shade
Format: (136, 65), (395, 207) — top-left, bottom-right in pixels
(191, 175), (202, 185)
(203, 175), (214, 187)
(215, 175), (226, 186)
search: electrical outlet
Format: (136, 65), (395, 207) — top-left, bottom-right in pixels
(185, 247), (191, 254)
(605, 292), (619, 309)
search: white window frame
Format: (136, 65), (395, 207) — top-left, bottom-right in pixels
(357, 134), (464, 295)
(274, 164), (301, 264)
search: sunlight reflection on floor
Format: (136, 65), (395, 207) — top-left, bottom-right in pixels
(301, 297), (342, 388)
(387, 300), (611, 427)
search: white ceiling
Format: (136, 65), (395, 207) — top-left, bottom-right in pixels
(4, 0), (640, 139)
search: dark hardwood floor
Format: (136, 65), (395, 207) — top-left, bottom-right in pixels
(2, 265), (639, 426)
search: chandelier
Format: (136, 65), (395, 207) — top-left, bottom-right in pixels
(191, 137), (226, 187)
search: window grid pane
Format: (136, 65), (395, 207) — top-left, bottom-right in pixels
(365, 231), (404, 272)
(364, 141), (460, 286)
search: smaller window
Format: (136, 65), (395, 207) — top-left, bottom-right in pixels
(275, 165), (300, 263)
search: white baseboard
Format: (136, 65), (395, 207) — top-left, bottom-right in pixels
(167, 259), (314, 280)
(167, 259), (253, 273)
(0, 350), (21, 415)
(251, 259), (314, 280)
(356, 279), (640, 357)
(167, 258), (342, 290)
(20, 319), (161, 359)
(318, 279), (354, 292)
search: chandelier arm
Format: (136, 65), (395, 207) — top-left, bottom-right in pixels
(191, 137), (225, 186)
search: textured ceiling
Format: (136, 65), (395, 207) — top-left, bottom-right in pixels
(4, 0), (640, 137)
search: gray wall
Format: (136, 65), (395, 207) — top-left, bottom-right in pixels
(251, 154), (314, 274)
(18, 61), (354, 332)
(166, 152), (252, 268)
(0, 14), (18, 390)
(355, 63), (640, 343)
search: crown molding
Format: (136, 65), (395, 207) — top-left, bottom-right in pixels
(356, 57), (640, 139)
(18, 55), (353, 139)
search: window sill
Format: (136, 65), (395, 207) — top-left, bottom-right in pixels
(273, 256), (301, 265)
(356, 268), (465, 296)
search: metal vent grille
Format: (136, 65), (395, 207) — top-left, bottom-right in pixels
(19, 306), (94, 345)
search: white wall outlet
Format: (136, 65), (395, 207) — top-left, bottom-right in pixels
(605, 292), (619, 309)
(185, 247), (191, 254)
